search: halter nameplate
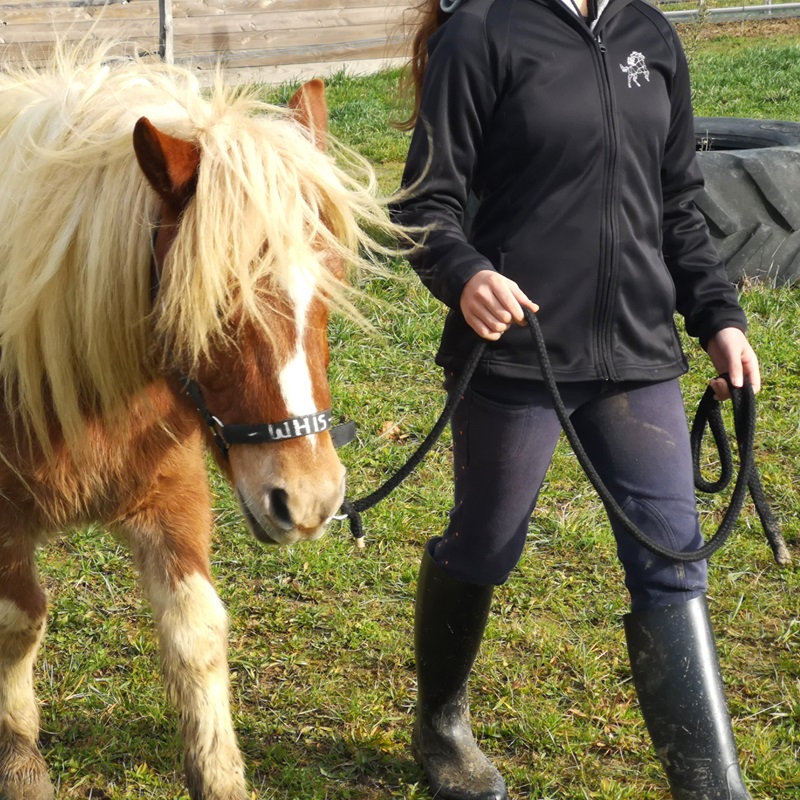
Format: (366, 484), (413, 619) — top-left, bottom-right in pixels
(223, 410), (332, 444)
(179, 375), (356, 458)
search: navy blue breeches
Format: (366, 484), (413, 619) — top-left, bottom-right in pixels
(431, 375), (708, 611)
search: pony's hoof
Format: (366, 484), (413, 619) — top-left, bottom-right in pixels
(0, 773), (55, 800)
(0, 745), (54, 800)
(184, 757), (248, 800)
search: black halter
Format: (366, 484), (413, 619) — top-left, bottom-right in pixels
(179, 373), (356, 460)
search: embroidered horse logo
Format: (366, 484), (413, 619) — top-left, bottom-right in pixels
(620, 51), (650, 88)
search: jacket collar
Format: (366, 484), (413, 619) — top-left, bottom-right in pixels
(533, 0), (634, 30)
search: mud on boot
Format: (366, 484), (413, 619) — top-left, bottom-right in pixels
(625, 596), (752, 800)
(413, 542), (509, 800)
(413, 703), (508, 800)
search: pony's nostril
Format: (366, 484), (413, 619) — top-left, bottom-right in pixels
(269, 488), (293, 530)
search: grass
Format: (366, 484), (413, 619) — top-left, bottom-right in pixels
(690, 40), (800, 117)
(33, 28), (800, 800)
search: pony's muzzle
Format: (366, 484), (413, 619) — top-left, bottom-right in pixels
(231, 443), (346, 545)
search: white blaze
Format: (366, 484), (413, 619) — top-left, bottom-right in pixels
(278, 258), (317, 421)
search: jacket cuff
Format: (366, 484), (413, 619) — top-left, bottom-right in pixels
(440, 259), (497, 309)
(697, 313), (748, 350)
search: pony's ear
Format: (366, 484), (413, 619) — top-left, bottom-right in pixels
(288, 79), (328, 150)
(133, 117), (200, 212)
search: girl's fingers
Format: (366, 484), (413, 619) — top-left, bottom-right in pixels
(460, 271), (539, 340)
(509, 284), (540, 319)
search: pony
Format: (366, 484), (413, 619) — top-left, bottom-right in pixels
(0, 47), (402, 800)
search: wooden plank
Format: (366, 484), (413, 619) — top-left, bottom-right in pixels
(176, 34), (407, 65)
(0, 38), (148, 62)
(0, 24), (409, 55)
(0, 6), (407, 41)
(0, 35), (407, 72)
(0, 20), (159, 42)
(0, 0), (131, 9)
(217, 54), (406, 85)
(168, 23), (403, 55)
(0, 19), (403, 53)
(0, 0), (409, 24)
(172, 6), (405, 33)
(181, 0), (409, 12)
(0, 3), (158, 25)
(0, 2), (406, 25)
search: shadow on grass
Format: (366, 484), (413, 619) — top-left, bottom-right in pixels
(39, 712), (182, 795)
(41, 711), (426, 799)
(243, 733), (423, 799)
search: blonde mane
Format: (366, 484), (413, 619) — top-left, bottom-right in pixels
(0, 46), (403, 453)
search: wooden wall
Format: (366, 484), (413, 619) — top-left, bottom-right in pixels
(0, 0), (413, 84)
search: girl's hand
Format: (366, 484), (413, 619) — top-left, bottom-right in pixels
(460, 270), (539, 341)
(705, 327), (761, 401)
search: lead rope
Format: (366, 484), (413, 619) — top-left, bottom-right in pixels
(689, 379), (790, 564)
(339, 340), (485, 547)
(342, 308), (790, 565)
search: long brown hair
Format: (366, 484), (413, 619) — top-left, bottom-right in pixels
(396, 0), (451, 131)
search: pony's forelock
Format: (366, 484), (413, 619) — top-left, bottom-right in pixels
(0, 46), (408, 455)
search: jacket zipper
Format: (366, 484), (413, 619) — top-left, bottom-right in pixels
(590, 30), (621, 381)
(539, 1), (626, 381)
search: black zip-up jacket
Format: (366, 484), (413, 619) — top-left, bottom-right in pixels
(395, 0), (747, 382)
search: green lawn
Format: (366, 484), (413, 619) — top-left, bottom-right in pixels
(35, 29), (800, 800)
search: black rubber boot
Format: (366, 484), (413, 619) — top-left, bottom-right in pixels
(413, 542), (509, 800)
(624, 596), (752, 800)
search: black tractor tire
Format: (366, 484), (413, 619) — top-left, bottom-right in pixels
(694, 116), (800, 285)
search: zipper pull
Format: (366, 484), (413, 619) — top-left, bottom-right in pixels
(595, 33), (607, 53)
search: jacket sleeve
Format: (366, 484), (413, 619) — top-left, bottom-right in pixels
(660, 24), (748, 347)
(392, 10), (500, 309)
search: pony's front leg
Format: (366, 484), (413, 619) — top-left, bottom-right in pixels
(123, 507), (247, 800)
(148, 571), (247, 800)
(0, 539), (54, 800)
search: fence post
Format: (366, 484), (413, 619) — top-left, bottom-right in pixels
(159, 0), (174, 63)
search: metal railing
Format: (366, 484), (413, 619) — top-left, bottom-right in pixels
(664, 0), (800, 20)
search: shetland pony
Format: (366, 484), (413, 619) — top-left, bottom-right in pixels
(0, 49), (400, 800)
